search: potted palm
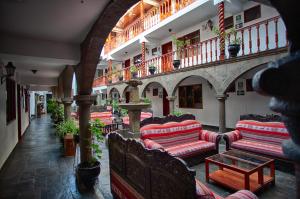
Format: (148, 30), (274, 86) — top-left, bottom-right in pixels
(76, 119), (105, 190)
(172, 35), (187, 69)
(148, 64), (156, 75)
(213, 27), (241, 57)
(130, 65), (138, 78)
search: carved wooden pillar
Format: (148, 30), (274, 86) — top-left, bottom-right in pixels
(218, 1), (225, 60)
(217, 94), (227, 133)
(252, 0), (300, 197)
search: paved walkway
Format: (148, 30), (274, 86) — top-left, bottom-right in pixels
(0, 116), (108, 199)
(0, 116), (296, 199)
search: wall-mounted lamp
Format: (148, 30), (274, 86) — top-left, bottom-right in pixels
(0, 62), (16, 84)
(202, 19), (214, 31)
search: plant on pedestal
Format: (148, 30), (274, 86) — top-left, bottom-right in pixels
(172, 35), (189, 69)
(170, 110), (183, 117)
(212, 27), (241, 57)
(76, 119), (105, 190)
(130, 65), (138, 78)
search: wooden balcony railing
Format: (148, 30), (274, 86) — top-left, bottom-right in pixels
(104, 0), (195, 54)
(97, 16), (287, 86)
(92, 76), (108, 87)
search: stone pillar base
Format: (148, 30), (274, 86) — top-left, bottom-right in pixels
(216, 94), (227, 133)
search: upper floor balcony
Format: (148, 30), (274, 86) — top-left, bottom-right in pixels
(101, 15), (287, 86)
(103, 0), (195, 55)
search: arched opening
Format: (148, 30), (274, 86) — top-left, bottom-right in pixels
(172, 75), (218, 128)
(142, 82), (169, 117)
(109, 87), (120, 102)
(224, 63), (275, 128)
(122, 86), (131, 103)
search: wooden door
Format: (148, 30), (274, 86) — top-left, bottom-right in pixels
(125, 92), (130, 103)
(124, 59), (130, 80)
(161, 42), (173, 72)
(163, 89), (170, 116)
(17, 85), (22, 141)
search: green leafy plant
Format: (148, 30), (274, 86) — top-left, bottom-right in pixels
(212, 27), (241, 45)
(172, 35), (188, 59)
(130, 65), (138, 73)
(121, 109), (128, 116)
(56, 119), (78, 139)
(47, 99), (58, 114)
(52, 104), (64, 124)
(148, 64), (156, 70)
(112, 99), (119, 110)
(143, 98), (151, 104)
(89, 119), (105, 164)
(171, 110), (183, 117)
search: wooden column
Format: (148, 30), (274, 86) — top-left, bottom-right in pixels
(218, 1), (225, 60)
(140, 1), (145, 32)
(108, 59), (113, 82)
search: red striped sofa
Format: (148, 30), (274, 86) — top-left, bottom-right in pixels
(223, 120), (292, 169)
(90, 111), (115, 125)
(108, 132), (257, 199)
(140, 120), (221, 165)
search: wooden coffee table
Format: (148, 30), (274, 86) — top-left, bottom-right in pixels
(205, 149), (275, 192)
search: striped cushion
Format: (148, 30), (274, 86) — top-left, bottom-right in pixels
(166, 140), (215, 158)
(123, 112), (153, 125)
(231, 139), (284, 158)
(236, 120), (289, 146)
(200, 130), (219, 143)
(195, 179), (215, 199)
(225, 190), (258, 199)
(143, 139), (164, 150)
(224, 130), (242, 146)
(141, 120), (202, 148)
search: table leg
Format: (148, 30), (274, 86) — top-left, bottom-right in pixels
(258, 168), (264, 185)
(205, 160), (209, 183)
(245, 174), (250, 190)
(270, 162), (275, 186)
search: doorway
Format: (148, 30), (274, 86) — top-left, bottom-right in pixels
(124, 59), (130, 80)
(17, 85), (22, 141)
(163, 89), (170, 116)
(161, 41), (173, 72)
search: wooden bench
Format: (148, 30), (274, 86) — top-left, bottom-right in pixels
(108, 132), (258, 199)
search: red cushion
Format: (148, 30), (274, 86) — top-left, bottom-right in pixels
(141, 120), (202, 148)
(231, 139), (284, 158)
(225, 190), (258, 199)
(195, 179), (215, 199)
(165, 140), (215, 158)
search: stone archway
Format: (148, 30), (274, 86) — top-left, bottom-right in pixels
(141, 81), (170, 117)
(75, 0), (139, 163)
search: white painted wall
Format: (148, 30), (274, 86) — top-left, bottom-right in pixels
(0, 77), (30, 169)
(144, 82), (164, 117)
(173, 70), (273, 129)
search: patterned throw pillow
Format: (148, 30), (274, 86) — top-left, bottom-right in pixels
(195, 179), (215, 199)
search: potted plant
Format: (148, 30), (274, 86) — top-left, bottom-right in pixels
(172, 35), (187, 69)
(130, 65), (138, 78)
(76, 119), (105, 190)
(52, 104), (64, 125)
(56, 119), (78, 143)
(213, 27), (241, 57)
(143, 97), (151, 104)
(148, 64), (156, 75)
(170, 110), (183, 117)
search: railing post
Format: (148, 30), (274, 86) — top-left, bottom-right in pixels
(218, 1), (225, 60)
(141, 41), (146, 77)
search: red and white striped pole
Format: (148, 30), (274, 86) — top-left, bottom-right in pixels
(218, 1), (225, 60)
(141, 41), (146, 77)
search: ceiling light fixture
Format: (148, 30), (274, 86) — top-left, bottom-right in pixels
(31, 69), (38, 74)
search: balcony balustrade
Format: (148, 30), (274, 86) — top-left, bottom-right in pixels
(92, 76), (108, 87)
(104, 0), (195, 54)
(96, 16), (287, 86)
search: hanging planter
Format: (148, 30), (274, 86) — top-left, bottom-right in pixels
(228, 44), (240, 57)
(173, 60), (180, 69)
(148, 65), (156, 75)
